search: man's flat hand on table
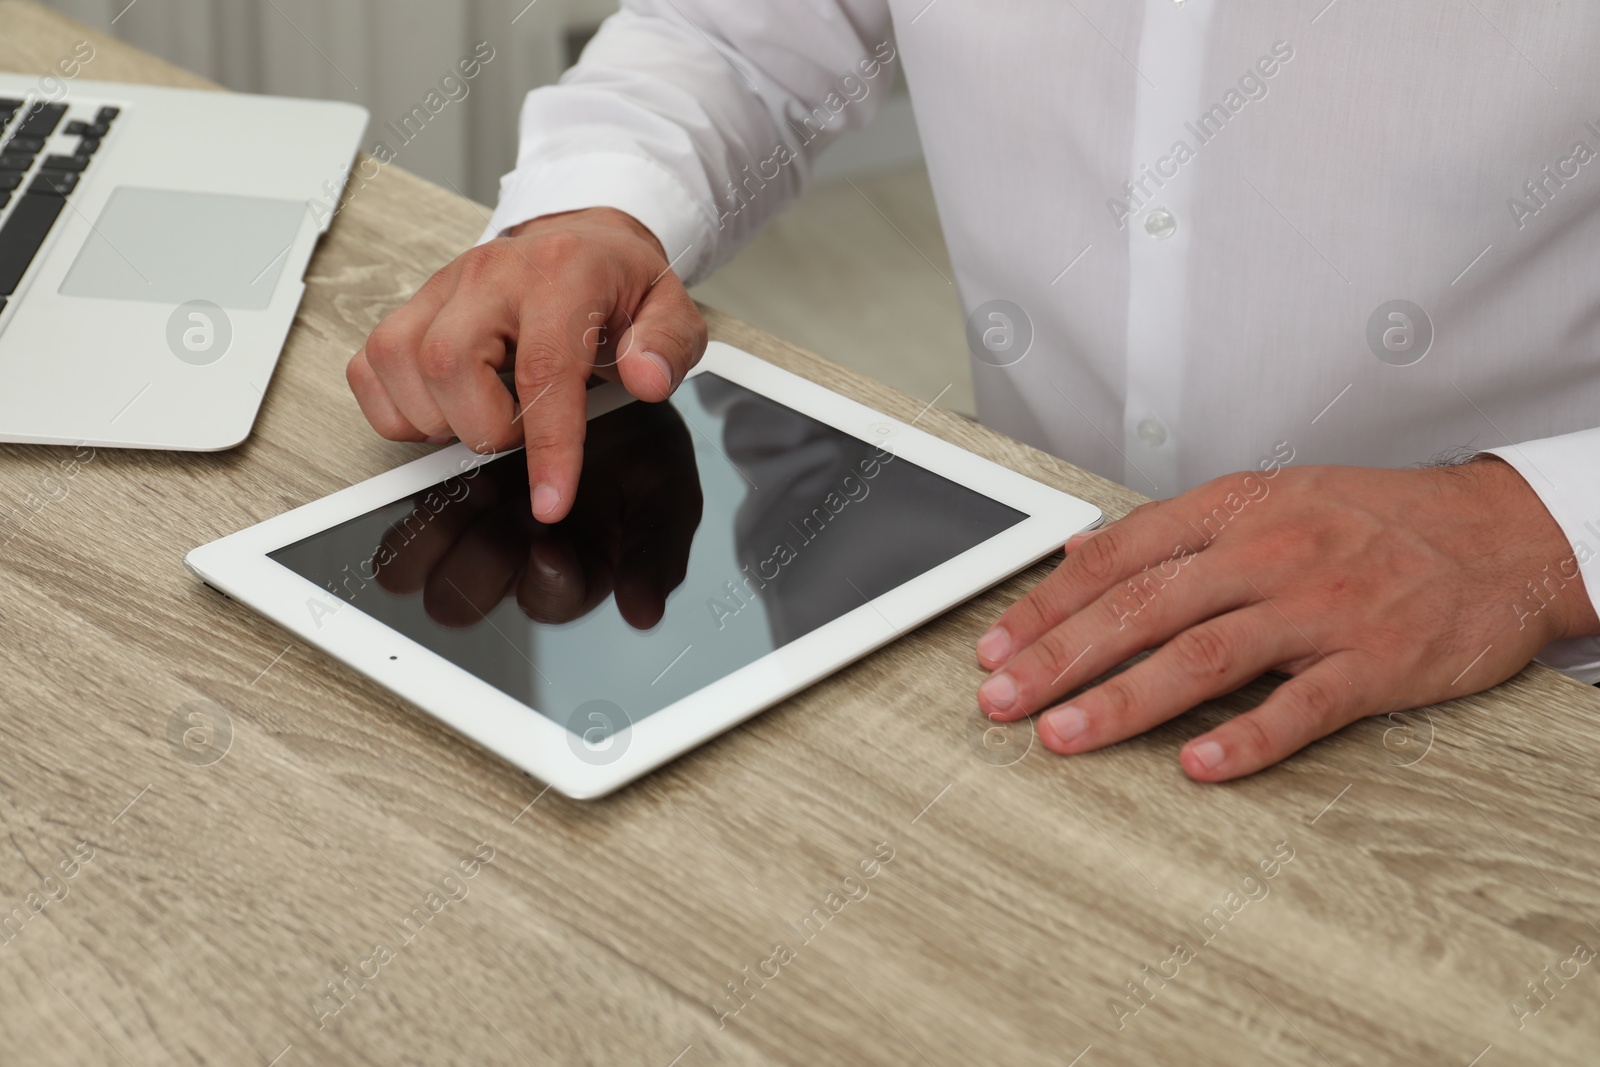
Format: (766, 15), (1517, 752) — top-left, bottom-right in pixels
(975, 458), (1600, 780)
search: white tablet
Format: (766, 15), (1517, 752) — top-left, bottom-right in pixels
(186, 343), (1101, 798)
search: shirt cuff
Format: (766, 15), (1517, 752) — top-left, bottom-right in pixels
(476, 152), (712, 283)
(1528, 636), (1600, 685)
(1484, 427), (1600, 684)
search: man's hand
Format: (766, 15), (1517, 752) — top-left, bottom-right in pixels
(975, 459), (1600, 781)
(347, 207), (708, 523)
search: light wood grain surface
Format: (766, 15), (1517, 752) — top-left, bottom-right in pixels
(2, 4), (1598, 1065)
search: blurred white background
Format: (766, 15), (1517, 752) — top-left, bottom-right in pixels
(42, 0), (972, 411)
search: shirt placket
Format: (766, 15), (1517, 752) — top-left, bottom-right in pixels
(1120, 0), (1212, 499)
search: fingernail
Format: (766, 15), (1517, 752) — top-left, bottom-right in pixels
(1042, 705), (1088, 745)
(640, 350), (675, 392)
(978, 672), (1016, 712)
(425, 434), (454, 445)
(1190, 740), (1226, 771)
(976, 626), (1011, 664)
(531, 483), (562, 519)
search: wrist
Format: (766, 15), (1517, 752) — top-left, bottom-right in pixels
(1466, 456), (1600, 642)
(508, 207), (667, 261)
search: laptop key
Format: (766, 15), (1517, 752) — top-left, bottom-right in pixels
(15, 103), (66, 139)
(0, 152), (35, 171)
(0, 193), (67, 295)
(84, 121), (110, 139)
(96, 106), (120, 123)
(75, 138), (100, 157)
(7, 137), (44, 154)
(42, 155), (87, 173)
(30, 171), (78, 197)
(0, 173), (20, 191)
(65, 119), (89, 135)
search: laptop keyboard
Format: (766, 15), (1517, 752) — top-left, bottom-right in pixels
(0, 98), (120, 319)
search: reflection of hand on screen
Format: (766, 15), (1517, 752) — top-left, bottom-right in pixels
(371, 400), (703, 630)
(698, 374), (1026, 648)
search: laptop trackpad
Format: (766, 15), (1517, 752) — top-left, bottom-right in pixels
(59, 187), (309, 310)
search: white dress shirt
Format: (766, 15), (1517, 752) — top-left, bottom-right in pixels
(481, 0), (1600, 680)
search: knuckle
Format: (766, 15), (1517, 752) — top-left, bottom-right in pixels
(1292, 674), (1348, 730)
(414, 412), (450, 437)
(1103, 571), (1161, 632)
(458, 241), (515, 283)
(1074, 528), (1127, 583)
(515, 390), (582, 456)
(353, 396), (413, 440)
(483, 425), (524, 452)
(346, 352), (373, 390)
(1233, 714), (1275, 762)
(1028, 628), (1073, 682)
(1093, 676), (1135, 722)
(372, 415), (416, 441)
(523, 417), (580, 457)
(688, 315), (709, 354)
(665, 287), (709, 349)
(1023, 625), (1096, 700)
(417, 338), (460, 384)
(416, 263), (457, 299)
(1169, 625), (1234, 679)
(1009, 581), (1067, 638)
(364, 321), (410, 371)
(514, 340), (572, 389)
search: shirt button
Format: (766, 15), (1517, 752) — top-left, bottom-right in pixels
(1137, 416), (1168, 446)
(1144, 207), (1177, 240)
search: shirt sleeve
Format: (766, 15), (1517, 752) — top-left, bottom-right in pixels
(478, 0), (898, 286)
(1486, 427), (1600, 684)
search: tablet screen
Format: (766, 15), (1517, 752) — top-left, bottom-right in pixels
(270, 373), (1026, 741)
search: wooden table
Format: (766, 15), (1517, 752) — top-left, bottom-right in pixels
(3, 4), (1598, 1063)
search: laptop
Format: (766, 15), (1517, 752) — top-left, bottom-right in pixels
(0, 76), (367, 450)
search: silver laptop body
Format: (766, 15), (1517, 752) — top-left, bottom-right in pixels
(0, 74), (367, 450)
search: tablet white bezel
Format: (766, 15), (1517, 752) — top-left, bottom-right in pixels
(185, 342), (1102, 798)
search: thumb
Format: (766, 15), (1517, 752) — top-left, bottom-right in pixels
(615, 271), (709, 402)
